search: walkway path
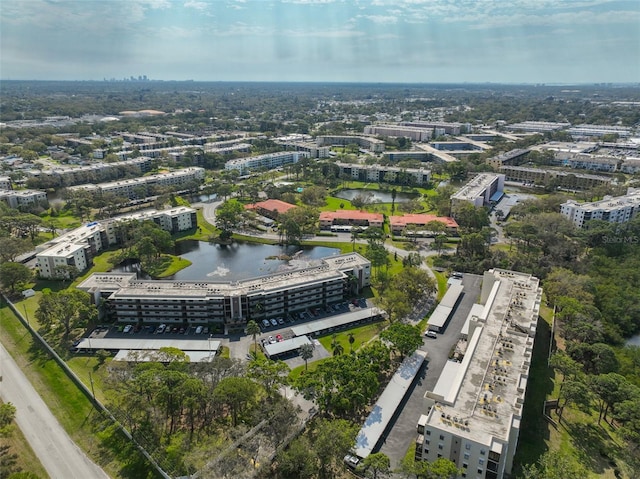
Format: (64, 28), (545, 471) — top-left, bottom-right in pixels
(0, 343), (110, 479)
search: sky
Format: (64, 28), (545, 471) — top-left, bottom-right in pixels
(1, 0), (639, 84)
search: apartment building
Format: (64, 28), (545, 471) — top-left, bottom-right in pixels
(389, 214), (458, 236)
(560, 188), (640, 229)
(77, 253), (371, 327)
(224, 151), (308, 173)
(275, 138), (330, 158)
(383, 151), (430, 163)
(486, 149), (530, 169)
(499, 166), (612, 190)
(0, 176), (12, 190)
(400, 121), (471, 135)
(364, 124), (433, 142)
(245, 199), (297, 219)
(415, 269), (542, 479)
(316, 135), (385, 153)
(68, 167), (205, 199)
(451, 174), (505, 208)
(36, 207), (197, 278)
(0, 189), (48, 209)
(506, 121), (570, 133)
(568, 124), (632, 139)
(336, 162), (431, 186)
(28, 157), (153, 187)
(319, 210), (384, 229)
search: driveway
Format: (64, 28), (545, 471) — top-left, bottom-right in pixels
(0, 343), (110, 479)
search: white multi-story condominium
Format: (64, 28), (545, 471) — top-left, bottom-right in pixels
(415, 269), (542, 479)
(0, 176), (12, 190)
(451, 174), (505, 208)
(383, 151), (430, 163)
(36, 207), (197, 278)
(274, 140), (330, 159)
(560, 188), (640, 229)
(568, 124), (632, 139)
(506, 121), (571, 133)
(620, 159), (640, 174)
(364, 125), (433, 142)
(400, 121), (471, 135)
(224, 151), (308, 173)
(77, 253), (371, 327)
(335, 162), (431, 185)
(0, 189), (48, 209)
(316, 135), (385, 153)
(499, 166), (612, 190)
(27, 157), (153, 188)
(68, 167), (205, 199)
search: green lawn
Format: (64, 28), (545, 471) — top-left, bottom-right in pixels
(317, 320), (386, 354)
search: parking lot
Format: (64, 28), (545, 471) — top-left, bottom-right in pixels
(378, 273), (483, 470)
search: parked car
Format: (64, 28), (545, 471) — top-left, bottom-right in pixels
(156, 324), (166, 334)
(262, 319), (270, 328)
(425, 330), (438, 339)
(270, 318), (278, 326)
(268, 335), (276, 344)
(123, 325), (133, 333)
(275, 334), (283, 342)
(344, 454), (360, 469)
(277, 317), (285, 325)
(195, 326), (203, 334)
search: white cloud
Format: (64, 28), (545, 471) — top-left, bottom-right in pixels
(360, 14), (398, 24)
(184, 1), (208, 11)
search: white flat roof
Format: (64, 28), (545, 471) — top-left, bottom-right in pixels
(440, 284), (464, 308)
(354, 349), (427, 459)
(113, 349), (218, 363)
(428, 307), (453, 329)
(263, 335), (312, 358)
(290, 308), (383, 337)
(75, 338), (221, 352)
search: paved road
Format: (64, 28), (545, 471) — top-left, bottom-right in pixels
(0, 343), (110, 479)
(378, 274), (484, 471)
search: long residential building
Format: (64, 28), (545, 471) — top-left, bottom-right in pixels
(224, 151), (308, 173)
(400, 121), (471, 135)
(0, 189), (48, 209)
(451, 173), (505, 208)
(568, 124), (632, 139)
(316, 135), (385, 153)
(336, 162), (431, 185)
(68, 167), (205, 199)
(415, 269), (542, 479)
(499, 166), (612, 190)
(364, 124), (434, 142)
(560, 188), (640, 228)
(389, 214), (459, 236)
(506, 121), (570, 133)
(36, 207), (197, 278)
(486, 149), (530, 169)
(77, 253), (371, 328)
(319, 210), (384, 229)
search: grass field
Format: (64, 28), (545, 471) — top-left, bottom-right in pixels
(317, 320), (386, 354)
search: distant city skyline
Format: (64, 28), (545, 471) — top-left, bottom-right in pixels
(1, 0), (639, 84)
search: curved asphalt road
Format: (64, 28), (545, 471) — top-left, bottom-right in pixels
(0, 343), (110, 479)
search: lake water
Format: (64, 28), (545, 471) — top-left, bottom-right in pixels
(334, 189), (418, 203)
(112, 240), (340, 282)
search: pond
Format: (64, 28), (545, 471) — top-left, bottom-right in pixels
(334, 188), (419, 203)
(626, 335), (640, 347)
(112, 240), (341, 282)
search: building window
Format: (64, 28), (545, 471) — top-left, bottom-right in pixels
(465, 443), (471, 450)
(438, 444), (444, 450)
(425, 439), (430, 445)
(439, 434), (445, 440)
(478, 468), (483, 474)
(464, 453), (470, 460)
(426, 430), (431, 436)
(480, 449), (486, 455)
(479, 458), (485, 466)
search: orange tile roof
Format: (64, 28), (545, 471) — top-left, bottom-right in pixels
(319, 210), (384, 221)
(245, 199), (297, 213)
(389, 214), (458, 229)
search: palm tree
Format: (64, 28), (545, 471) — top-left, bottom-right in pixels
(331, 333), (344, 356)
(347, 332), (355, 354)
(246, 320), (261, 357)
(299, 343), (314, 371)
